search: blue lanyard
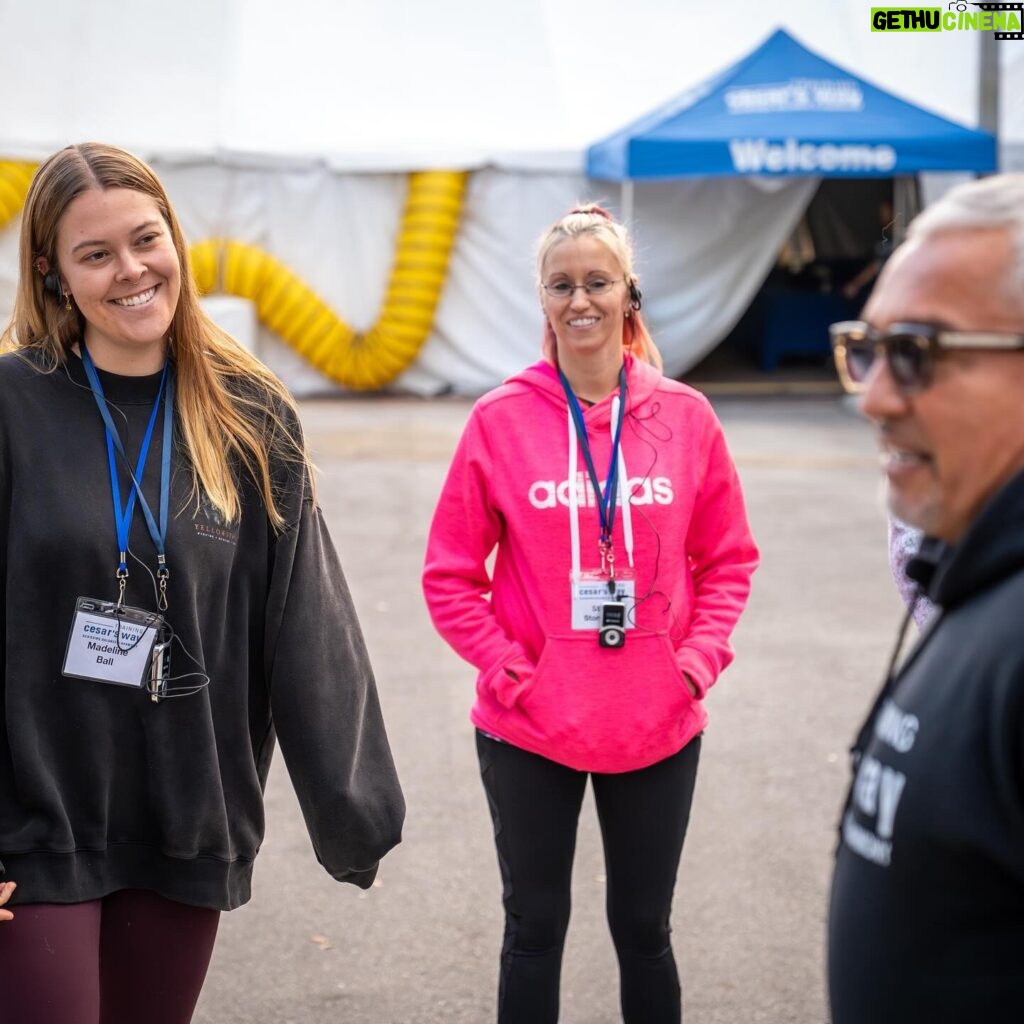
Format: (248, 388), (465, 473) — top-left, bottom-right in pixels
(558, 366), (627, 551)
(81, 343), (174, 610)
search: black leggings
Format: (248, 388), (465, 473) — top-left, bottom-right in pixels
(477, 731), (701, 1024)
(0, 888), (220, 1024)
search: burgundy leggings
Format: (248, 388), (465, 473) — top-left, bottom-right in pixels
(0, 888), (220, 1024)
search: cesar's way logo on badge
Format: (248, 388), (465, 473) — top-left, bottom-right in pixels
(871, 3), (1024, 38)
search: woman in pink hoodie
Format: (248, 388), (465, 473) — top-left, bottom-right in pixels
(423, 205), (758, 1023)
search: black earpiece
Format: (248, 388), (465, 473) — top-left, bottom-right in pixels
(628, 280), (642, 311)
(42, 269), (63, 301)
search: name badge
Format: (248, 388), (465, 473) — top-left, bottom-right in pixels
(571, 570), (636, 630)
(63, 597), (161, 688)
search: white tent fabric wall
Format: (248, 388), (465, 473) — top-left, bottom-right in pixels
(0, 0), (1011, 394)
(611, 177), (818, 381)
(0, 163), (813, 396)
(169, 166), (816, 394)
(389, 171), (814, 393)
(153, 160), (409, 394)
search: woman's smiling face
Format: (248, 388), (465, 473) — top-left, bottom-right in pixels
(541, 236), (629, 367)
(56, 187), (181, 373)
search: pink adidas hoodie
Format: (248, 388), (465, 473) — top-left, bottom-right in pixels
(423, 357), (758, 773)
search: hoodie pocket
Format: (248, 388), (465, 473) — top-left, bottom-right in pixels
(516, 631), (693, 764)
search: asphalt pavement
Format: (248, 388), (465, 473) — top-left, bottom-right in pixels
(192, 390), (901, 1024)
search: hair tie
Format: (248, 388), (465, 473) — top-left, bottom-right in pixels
(569, 204), (614, 221)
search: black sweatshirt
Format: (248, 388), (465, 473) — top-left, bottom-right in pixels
(829, 470), (1024, 1023)
(0, 350), (404, 910)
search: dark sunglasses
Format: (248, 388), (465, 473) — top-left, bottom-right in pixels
(829, 320), (1024, 394)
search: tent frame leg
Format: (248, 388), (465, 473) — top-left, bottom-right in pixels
(620, 181), (634, 226)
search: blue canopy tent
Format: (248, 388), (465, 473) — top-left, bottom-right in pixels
(587, 28), (996, 181)
(585, 29), (996, 374)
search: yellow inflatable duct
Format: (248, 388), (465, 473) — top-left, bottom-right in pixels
(0, 161), (37, 233)
(1, 162), (468, 391)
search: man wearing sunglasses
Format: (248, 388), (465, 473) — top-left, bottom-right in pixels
(827, 173), (1024, 1024)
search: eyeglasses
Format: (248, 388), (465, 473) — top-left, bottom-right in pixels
(542, 277), (625, 299)
(829, 320), (1024, 394)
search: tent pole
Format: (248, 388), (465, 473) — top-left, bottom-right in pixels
(621, 180), (634, 225)
(978, 29), (998, 175)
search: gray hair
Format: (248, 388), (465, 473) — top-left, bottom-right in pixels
(907, 174), (1024, 304)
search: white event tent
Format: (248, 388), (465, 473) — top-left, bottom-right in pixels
(0, 0), (1018, 395)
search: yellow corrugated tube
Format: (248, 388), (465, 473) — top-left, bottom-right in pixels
(0, 161), (36, 232)
(191, 170), (468, 390)
(1, 162), (468, 390)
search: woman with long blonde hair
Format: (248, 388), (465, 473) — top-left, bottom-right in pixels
(0, 143), (404, 1024)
